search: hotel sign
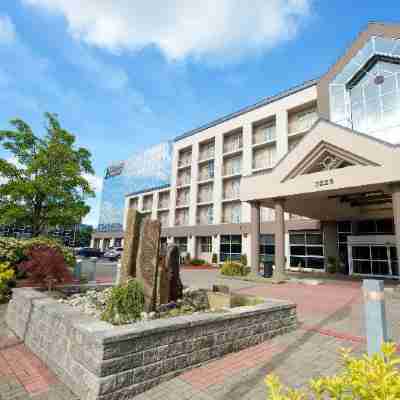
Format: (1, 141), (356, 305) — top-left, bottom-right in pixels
(105, 162), (124, 179)
(315, 178), (334, 189)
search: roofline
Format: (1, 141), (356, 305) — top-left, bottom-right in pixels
(125, 183), (171, 198)
(173, 78), (319, 143)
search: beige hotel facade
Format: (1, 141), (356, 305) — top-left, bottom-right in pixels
(114, 22), (400, 279)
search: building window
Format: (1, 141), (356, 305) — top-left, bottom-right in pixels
(199, 139), (215, 161)
(252, 146), (276, 170)
(329, 36), (400, 137)
(158, 210), (169, 227)
(178, 147), (192, 168)
(200, 236), (212, 253)
(223, 155), (241, 176)
(260, 235), (275, 263)
(252, 122), (276, 144)
(197, 204), (213, 225)
(174, 237), (188, 254)
(289, 231), (324, 269)
(220, 235), (242, 262)
(223, 131), (243, 154)
(114, 238), (122, 247)
(142, 195), (153, 211)
(222, 201), (241, 223)
(288, 105), (318, 134)
(223, 177), (241, 200)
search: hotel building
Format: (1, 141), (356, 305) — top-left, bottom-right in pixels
(98, 22), (400, 279)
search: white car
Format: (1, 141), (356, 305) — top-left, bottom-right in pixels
(103, 247), (123, 261)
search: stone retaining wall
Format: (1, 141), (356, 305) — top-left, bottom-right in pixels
(7, 287), (297, 400)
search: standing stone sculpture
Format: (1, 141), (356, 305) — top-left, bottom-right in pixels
(120, 208), (142, 284)
(136, 219), (161, 311)
(166, 244), (183, 302)
(156, 254), (170, 306)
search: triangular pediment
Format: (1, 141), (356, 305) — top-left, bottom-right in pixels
(283, 141), (380, 182)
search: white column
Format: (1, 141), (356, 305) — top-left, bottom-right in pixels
(187, 235), (196, 259)
(276, 110), (289, 160)
(214, 133), (223, 224)
(122, 196), (131, 230)
(250, 202), (260, 274)
(170, 146), (179, 227)
(212, 234), (220, 264)
(241, 123), (252, 224)
(189, 143), (199, 225)
(152, 192), (159, 220)
(274, 199), (286, 279)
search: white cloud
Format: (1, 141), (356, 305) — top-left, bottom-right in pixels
(0, 15), (16, 45)
(23, 0), (312, 60)
(83, 173), (103, 193)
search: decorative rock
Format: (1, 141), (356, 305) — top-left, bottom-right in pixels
(120, 208), (142, 283)
(166, 245), (183, 302)
(136, 219), (162, 311)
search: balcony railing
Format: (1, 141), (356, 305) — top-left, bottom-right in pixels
(177, 176), (191, 186)
(199, 148), (215, 161)
(175, 217), (189, 226)
(223, 137), (243, 154)
(223, 165), (241, 176)
(158, 200), (170, 209)
(288, 111), (318, 134)
(253, 126), (276, 145)
(198, 193), (213, 203)
(197, 215), (213, 225)
(178, 156), (192, 168)
(223, 190), (240, 200)
(142, 203), (153, 211)
(198, 169), (214, 181)
(176, 196), (190, 207)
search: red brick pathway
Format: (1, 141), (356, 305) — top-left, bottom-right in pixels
(181, 342), (287, 390)
(0, 342), (59, 395)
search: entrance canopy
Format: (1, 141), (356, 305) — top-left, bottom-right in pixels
(242, 119), (400, 221)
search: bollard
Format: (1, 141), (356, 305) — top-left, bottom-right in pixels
(74, 259), (82, 281)
(85, 257), (97, 284)
(363, 279), (388, 355)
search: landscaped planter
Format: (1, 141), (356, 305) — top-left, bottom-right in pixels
(7, 287), (297, 400)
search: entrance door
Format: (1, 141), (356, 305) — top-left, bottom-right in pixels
(349, 244), (399, 278)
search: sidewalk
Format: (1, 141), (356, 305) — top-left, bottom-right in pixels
(1, 275), (399, 399)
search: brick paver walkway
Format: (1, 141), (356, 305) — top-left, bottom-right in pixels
(1, 272), (399, 399)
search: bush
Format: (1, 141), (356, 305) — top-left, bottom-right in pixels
(240, 254), (248, 266)
(211, 253), (218, 264)
(190, 258), (206, 266)
(265, 342), (400, 399)
(327, 256), (339, 274)
(18, 245), (72, 291)
(220, 261), (249, 277)
(0, 236), (75, 272)
(101, 279), (145, 325)
(0, 262), (15, 303)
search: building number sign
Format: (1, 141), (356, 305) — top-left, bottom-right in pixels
(315, 178), (334, 188)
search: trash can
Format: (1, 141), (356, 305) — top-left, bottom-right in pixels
(263, 262), (273, 278)
(74, 259), (82, 281)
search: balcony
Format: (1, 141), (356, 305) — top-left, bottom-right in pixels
(175, 217), (189, 226)
(223, 164), (241, 177)
(223, 137), (243, 154)
(178, 156), (192, 168)
(288, 109), (318, 135)
(253, 125), (276, 145)
(199, 148), (215, 162)
(198, 193), (213, 204)
(176, 195), (190, 207)
(176, 176), (191, 187)
(142, 203), (153, 212)
(158, 200), (170, 209)
(197, 215), (213, 225)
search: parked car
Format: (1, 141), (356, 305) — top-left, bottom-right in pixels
(103, 247), (123, 261)
(75, 247), (103, 258)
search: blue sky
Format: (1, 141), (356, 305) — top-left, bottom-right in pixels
(0, 1), (398, 226)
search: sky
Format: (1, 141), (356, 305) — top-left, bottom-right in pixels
(0, 1), (398, 226)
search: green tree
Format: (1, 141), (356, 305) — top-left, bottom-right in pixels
(0, 113), (95, 237)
